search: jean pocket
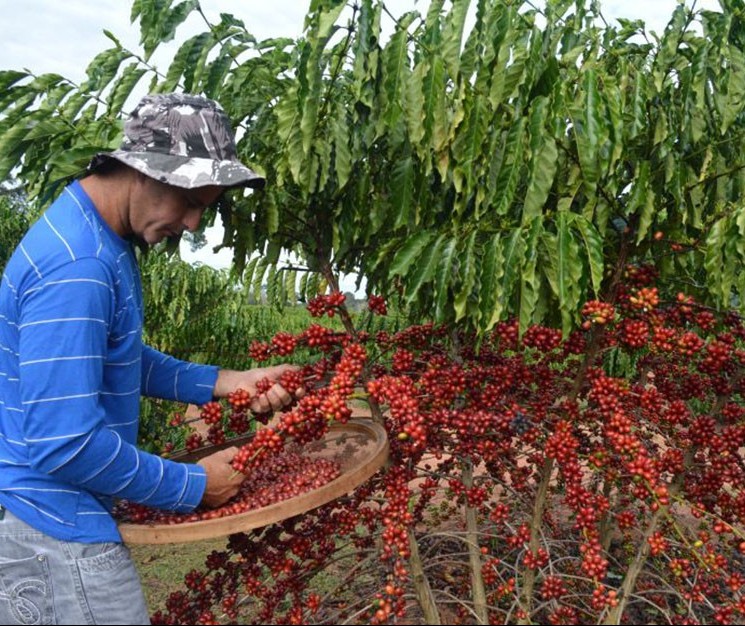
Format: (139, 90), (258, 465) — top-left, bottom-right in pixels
(75, 543), (149, 625)
(0, 553), (54, 625)
(75, 542), (129, 574)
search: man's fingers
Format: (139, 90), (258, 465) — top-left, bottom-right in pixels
(250, 394), (270, 414)
(270, 363), (301, 376)
(269, 383), (293, 409)
(250, 382), (295, 414)
(197, 446), (244, 507)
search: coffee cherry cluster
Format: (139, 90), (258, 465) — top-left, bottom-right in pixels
(581, 300), (616, 327)
(184, 432), (203, 452)
(303, 323), (338, 350)
(114, 451), (341, 526)
(200, 401), (223, 425)
(619, 318), (649, 349)
(227, 388), (251, 411)
(624, 262), (659, 286)
(278, 368), (307, 395)
(367, 375), (427, 455)
(206, 424), (226, 445)
(270, 331), (297, 356)
(367, 294), (388, 315)
(248, 339), (272, 362)
(522, 324), (562, 352)
(628, 286), (660, 311)
(254, 376), (275, 395)
(230, 427), (284, 475)
(540, 575), (567, 600)
(306, 292), (346, 317)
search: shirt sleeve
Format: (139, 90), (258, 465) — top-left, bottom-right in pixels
(19, 258), (206, 512)
(140, 345), (219, 405)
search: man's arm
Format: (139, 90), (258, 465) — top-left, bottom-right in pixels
(139, 353), (303, 507)
(141, 344), (303, 412)
(140, 345), (218, 405)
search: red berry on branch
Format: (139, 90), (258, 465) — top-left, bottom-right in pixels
(368, 294), (388, 315)
(200, 401), (223, 425)
(227, 388), (252, 411)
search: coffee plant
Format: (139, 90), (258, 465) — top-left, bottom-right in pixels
(8, 0), (745, 333)
(0, 184), (35, 272)
(113, 261), (744, 624)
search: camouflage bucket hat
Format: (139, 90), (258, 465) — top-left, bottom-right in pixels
(88, 93), (265, 190)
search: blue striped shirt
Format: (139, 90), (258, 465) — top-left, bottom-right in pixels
(0, 181), (217, 542)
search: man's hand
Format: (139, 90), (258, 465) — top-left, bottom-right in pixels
(197, 447), (244, 508)
(213, 364), (304, 414)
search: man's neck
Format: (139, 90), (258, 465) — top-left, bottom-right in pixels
(79, 172), (132, 237)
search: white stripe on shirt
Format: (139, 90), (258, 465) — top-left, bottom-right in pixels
(110, 453), (140, 495)
(48, 431), (95, 474)
(19, 317), (106, 330)
(3, 486), (80, 495)
(100, 387), (139, 397)
(144, 361), (154, 393)
(22, 392), (99, 405)
(43, 214), (76, 261)
(2, 274), (18, 295)
(25, 430), (92, 443)
(173, 463), (190, 508)
(0, 432), (27, 446)
(24, 278), (114, 297)
(0, 312), (18, 327)
(141, 459), (165, 502)
(19, 244), (42, 279)
(107, 418), (137, 428)
(78, 432), (123, 484)
(20, 355), (106, 366)
(64, 186), (96, 236)
(12, 495), (74, 525)
(106, 358), (140, 367)
(111, 329), (139, 342)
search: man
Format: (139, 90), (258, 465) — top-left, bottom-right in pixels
(0, 93), (298, 624)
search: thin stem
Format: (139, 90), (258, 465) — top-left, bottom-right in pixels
(408, 529), (442, 624)
(463, 462), (488, 624)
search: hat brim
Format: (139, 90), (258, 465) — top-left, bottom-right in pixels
(89, 150), (266, 190)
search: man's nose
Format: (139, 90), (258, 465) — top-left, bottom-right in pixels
(183, 208), (204, 232)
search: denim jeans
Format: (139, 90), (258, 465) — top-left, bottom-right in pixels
(0, 505), (150, 625)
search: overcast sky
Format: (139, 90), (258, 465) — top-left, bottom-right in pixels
(0, 0), (722, 281)
(0, 1), (722, 83)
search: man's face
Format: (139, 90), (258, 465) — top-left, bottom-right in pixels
(130, 177), (223, 246)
